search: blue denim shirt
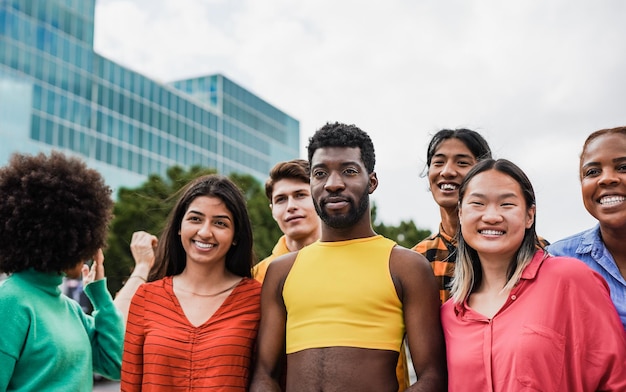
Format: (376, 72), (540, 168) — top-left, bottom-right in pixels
(547, 224), (626, 330)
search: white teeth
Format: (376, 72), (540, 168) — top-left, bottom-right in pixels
(194, 241), (214, 249)
(480, 230), (504, 236)
(440, 183), (458, 191)
(600, 195), (625, 205)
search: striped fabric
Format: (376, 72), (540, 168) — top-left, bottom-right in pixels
(121, 277), (261, 391)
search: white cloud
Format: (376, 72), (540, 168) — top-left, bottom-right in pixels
(94, 0), (626, 242)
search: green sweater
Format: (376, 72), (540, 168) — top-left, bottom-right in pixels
(0, 269), (124, 391)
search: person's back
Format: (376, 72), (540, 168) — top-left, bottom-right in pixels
(0, 152), (123, 391)
(251, 122), (446, 392)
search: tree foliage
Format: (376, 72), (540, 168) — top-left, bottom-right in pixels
(372, 203), (432, 249)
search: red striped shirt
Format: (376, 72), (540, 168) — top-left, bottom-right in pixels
(121, 277), (261, 391)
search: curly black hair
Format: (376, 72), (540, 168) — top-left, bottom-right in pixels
(306, 122), (376, 173)
(0, 151), (113, 274)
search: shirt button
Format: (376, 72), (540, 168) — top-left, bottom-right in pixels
(511, 295), (517, 300)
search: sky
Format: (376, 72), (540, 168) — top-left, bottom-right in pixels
(93, 0), (626, 243)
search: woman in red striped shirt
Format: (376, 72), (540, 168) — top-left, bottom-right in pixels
(121, 175), (261, 391)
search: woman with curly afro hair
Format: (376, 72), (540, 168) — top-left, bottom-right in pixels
(0, 151), (124, 391)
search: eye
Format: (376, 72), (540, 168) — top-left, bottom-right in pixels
(457, 160), (472, 167)
(582, 167), (600, 178)
(273, 196), (286, 204)
(187, 215), (201, 222)
(312, 169), (327, 179)
(431, 160), (445, 167)
(344, 167), (359, 175)
(296, 192), (309, 199)
(618, 164), (626, 172)
(214, 219), (230, 228)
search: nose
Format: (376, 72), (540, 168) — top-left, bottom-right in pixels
(440, 161), (457, 178)
(481, 204), (503, 223)
(598, 168), (620, 186)
(196, 221), (213, 238)
(324, 171), (345, 192)
(286, 196), (298, 211)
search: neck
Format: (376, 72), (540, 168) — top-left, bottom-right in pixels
(285, 229), (320, 252)
(599, 224), (626, 278)
(475, 255), (511, 293)
(178, 263), (237, 290)
(439, 205), (459, 238)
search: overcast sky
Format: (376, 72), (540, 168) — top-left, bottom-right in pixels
(93, 0), (626, 243)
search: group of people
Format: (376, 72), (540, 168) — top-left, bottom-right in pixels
(1, 122), (625, 391)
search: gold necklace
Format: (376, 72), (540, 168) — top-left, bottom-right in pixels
(174, 280), (240, 297)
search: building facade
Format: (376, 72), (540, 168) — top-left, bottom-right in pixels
(0, 0), (299, 194)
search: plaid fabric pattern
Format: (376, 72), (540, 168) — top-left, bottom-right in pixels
(413, 226), (457, 304)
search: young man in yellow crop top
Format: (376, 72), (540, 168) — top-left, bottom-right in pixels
(250, 122), (447, 392)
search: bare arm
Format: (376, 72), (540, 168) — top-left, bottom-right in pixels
(113, 231), (157, 325)
(250, 253), (295, 392)
(391, 247), (447, 392)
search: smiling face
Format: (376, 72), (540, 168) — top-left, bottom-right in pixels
(179, 196), (235, 268)
(270, 178), (320, 242)
(580, 132), (626, 230)
(310, 146), (376, 230)
(428, 138), (479, 210)
(459, 169), (535, 263)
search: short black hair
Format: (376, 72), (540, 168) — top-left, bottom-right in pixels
(307, 122), (376, 173)
(0, 151), (113, 274)
(426, 128), (492, 168)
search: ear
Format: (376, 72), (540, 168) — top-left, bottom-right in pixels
(525, 205), (536, 229)
(368, 172), (378, 194)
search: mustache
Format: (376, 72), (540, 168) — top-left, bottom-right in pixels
(320, 193), (352, 206)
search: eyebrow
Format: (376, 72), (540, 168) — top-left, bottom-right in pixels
(186, 210), (232, 220)
(467, 192), (519, 200)
(581, 156), (626, 170)
(433, 152), (474, 159)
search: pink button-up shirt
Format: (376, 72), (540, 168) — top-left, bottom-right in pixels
(442, 250), (626, 391)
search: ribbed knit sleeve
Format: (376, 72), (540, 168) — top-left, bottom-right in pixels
(83, 278), (125, 380)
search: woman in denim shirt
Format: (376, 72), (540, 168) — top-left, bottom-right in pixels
(548, 126), (626, 329)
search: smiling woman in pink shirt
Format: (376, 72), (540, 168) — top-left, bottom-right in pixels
(442, 158), (626, 392)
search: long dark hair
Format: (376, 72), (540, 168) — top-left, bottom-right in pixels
(149, 175), (255, 280)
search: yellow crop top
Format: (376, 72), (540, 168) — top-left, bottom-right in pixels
(282, 235), (404, 354)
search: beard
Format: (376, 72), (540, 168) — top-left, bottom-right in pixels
(314, 186), (370, 229)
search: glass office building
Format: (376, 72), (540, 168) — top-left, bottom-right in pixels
(0, 0), (300, 194)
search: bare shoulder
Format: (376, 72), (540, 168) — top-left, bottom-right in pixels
(263, 251), (299, 297)
(266, 251), (299, 279)
(389, 245), (437, 300)
(389, 245), (433, 275)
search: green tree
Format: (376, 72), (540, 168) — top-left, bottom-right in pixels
(228, 172), (282, 262)
(372, 203), (432, 249)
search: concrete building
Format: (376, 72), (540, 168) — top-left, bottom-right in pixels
(0, 0), (299, 193)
